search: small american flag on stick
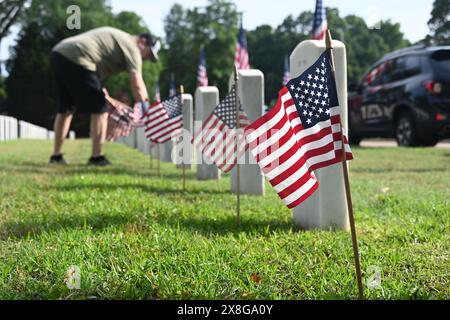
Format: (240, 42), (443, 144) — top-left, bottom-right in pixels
(245, 50), (353, 209)
(192, 85), (250, 172)
(311, 0), (328, 40)
(197, 48), (208, 87)
(145, 95), (183, 143)
(105, 92), (143, 141)
(234, 22), (250, 70)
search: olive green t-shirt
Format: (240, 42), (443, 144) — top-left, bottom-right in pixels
(53, 27), (142, 80)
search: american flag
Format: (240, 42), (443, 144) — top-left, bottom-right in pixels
(169, 73), (177, 97)
(244, 51), (353, 209)
(282, 55), (291, 85)
(145, 95), (183, 143)
(105, 95), (142, 141)
(311, 0), (328, 40)
(154, 82), (161, 102)
(197, 48), (208, 87)
(192, 85), (250, 172)
(234, 22), (250, 70)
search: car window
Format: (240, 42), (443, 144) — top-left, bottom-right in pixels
(389, 55), (422, 82)
(430, 50), (450, 74)
(364, 62), (386, 86)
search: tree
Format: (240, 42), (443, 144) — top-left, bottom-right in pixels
(428, 0), (450, 44)
(163, 0), (238, 98)
(248, 8), (410, 106)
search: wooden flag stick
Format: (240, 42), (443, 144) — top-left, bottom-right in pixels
(234, 66), (241, 226)
(180, 85), (186, 192)
(149, 142), (153, 170)
(326, 29), (364, 300)
(157, 143), (161, 178)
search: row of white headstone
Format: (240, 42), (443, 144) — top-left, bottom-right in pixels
(0, 115), (75, 141)
(116, 39), (350, 231)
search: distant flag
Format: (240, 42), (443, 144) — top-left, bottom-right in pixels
(234, 20), (250, 70)
(282, 56), (291, 85)
(169, 73), (177, 97)
(154, 82), (161, 102)
(244, 50), (353, 209)
(145, 95), (183, 143)
(311, 0), (328, 40)
(197, 48), (209, 87)
(192, 85), (250, 172)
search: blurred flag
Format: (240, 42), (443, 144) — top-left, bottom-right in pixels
(154, 82), (161, 102)
(245, 50), (353, 209)
(197, 48), (209, 87)
(311, 0), (328, 40)
(169, 73), (176, 97)
(104, 91), (143, 141)
(234, 21), (250, 70)
(192, 85), (250, 172)
(282, 56), (291, 85)
(145, 95), (183, 143)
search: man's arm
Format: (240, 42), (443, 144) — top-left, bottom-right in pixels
(129, 70), (149, 102)
(129, 70), (150, 116)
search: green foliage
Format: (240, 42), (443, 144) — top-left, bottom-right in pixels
(248, 8), (410, 106)
(162, 0), (239, 98)
(427, 0), (450, 44)
(0, 139), (448, 299)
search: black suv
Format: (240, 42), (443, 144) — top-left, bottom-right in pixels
(348, 45), (450, 146)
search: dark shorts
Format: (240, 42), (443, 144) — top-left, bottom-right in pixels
(50, 51), (107, 114)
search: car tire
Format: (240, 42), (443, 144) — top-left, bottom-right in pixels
(349, 134), (362, 146)
(420, 137), (438, 147)
(395, 112), (419, 147)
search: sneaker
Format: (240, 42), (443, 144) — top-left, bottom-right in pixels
(88, 155), (111, 166)
(49, 154), (68, 165)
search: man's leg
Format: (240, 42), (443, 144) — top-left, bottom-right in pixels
(90, 112), (108, 157)
(53, 112), (73, 156)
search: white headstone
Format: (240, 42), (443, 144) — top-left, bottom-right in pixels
(5, 117), (11, 140)
(231, 69), (265, 195)
(194, 87), (221, 180)
(290, 39), (350, 231)
(136, 127), (148, 154)
(69, 131), (76, 140)
(174, 93), (193, 168)
(0, 116), (5, 141)
(11, 118), (18, 140)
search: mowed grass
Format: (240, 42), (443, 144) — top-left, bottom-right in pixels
(0, 139), (448, 300)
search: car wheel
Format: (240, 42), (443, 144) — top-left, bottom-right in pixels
(395, 112), (418, 146)
(349, 134), (362, 146)
(420, 137), (438, 147)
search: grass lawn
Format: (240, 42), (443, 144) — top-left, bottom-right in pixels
(0, 139), (448, 299)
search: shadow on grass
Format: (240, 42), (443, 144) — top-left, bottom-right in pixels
(152, 213), (298, 237)
(46, 182), (229, 196)
(351, 167), (446, 174)
(5, 163), (198, 181)
(1, 210), (297, 240)
(0, 212), (132, 240)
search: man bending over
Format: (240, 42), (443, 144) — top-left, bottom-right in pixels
(49, 26), (160, 166)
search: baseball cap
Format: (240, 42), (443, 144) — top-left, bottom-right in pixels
(140, 33), (160, 62)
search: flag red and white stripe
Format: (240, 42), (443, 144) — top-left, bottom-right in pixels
(145, 95), (183, 144)
(235, 23), (250, 70)
(192, 86), (250, 172)
(244, 51), (352, 209)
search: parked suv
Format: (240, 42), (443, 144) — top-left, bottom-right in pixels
(348, 45), (450, 146)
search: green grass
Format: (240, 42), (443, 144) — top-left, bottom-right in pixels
(0, 139), (448, 300)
